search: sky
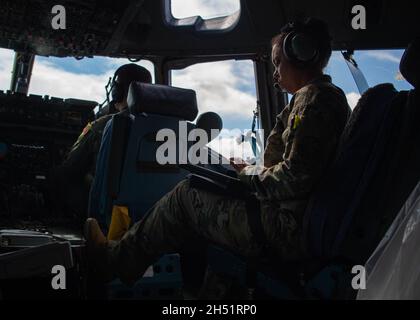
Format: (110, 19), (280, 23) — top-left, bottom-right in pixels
(0, 0), (414, 159)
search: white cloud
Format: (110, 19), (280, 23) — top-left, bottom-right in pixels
(346, 92), (361, 110)
(30, 58), (155, 103)
(172, 60), (256, 120)
(364, 51), (401, 64)
(0, 51), (154, 104)
(171, 0), (240, 19)
(29, 60), (110, 102)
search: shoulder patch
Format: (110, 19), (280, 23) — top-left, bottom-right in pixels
(292, 114), (302, 130)
(81, 122), (93, 136)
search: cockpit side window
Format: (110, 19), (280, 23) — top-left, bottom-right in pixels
(170, 0), (240, 19)
(325, 50), (413, 110)
(354, 49), (413, 91)
(166, 0), (241, 32)
(0, 48), (15, 91)
(171, 59), (258, 162)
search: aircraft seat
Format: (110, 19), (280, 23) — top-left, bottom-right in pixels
(303, 83), (400, 259)
(340, 37), (420, 264)
(304, 38), (420, 263)
(88, 83), (224, 299)
(113, 83), (198, 225)
(89, 82), (198, 229)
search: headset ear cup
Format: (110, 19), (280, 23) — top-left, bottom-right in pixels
(282, 31), (296, 62)
(283, 31), (319, 65)
(291, 33), (318, 63)
(111, 81), (124, 103)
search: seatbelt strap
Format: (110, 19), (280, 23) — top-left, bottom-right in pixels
(250, 107), (258, 156)
(342, 50), (369, 95)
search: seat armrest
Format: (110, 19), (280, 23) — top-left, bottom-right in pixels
(181, 164), (253, 200)
(188, 174), (252, 200)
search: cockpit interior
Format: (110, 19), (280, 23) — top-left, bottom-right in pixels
(0, 0), (419, 300)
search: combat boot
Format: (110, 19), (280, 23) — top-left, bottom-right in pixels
(84, 218), (117, 283)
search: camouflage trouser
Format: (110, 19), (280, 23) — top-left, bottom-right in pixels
(109, 179), (304, 285)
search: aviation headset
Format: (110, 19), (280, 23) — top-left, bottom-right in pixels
(281, 22), (321, 66)
(106, 63), (152, 111)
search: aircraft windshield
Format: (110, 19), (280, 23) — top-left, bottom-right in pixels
(28, 56), (154, 103)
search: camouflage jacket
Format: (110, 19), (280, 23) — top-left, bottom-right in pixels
(239, 75), (351, 220)
(61, 114), (113, 184)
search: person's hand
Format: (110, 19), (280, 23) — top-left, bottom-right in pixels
(230, 157), (248, 173)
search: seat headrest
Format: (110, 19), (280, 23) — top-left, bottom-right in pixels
(400, 38), (420, 88)
(127, 82), (198, 121)
(196, 112), (223, 140)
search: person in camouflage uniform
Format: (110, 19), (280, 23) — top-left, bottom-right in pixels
(85, 18), (351, 286)
(51, 64), (152, 218)
(60, 64), (152, 186)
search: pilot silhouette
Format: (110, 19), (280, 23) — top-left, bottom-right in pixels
(52, 64), (152, 218)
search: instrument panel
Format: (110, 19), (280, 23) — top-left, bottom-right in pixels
(0, 0), (136, 57)
(0, 91), (96, 221)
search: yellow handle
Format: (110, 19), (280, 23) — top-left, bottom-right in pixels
(107, 206), (131, 241)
